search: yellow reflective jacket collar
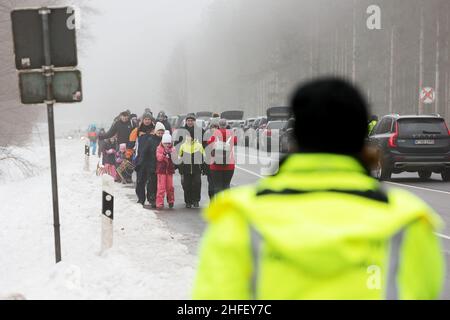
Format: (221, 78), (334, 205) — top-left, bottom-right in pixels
(257, 153), (380, 195)
(278, 153), (367, 174)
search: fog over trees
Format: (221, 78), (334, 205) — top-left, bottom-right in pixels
(1, 1), (449, 145)
(163, 0), (450, 120)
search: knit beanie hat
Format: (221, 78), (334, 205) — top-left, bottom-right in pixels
(142, 111), (153, 120)
(162, 130), (172, 144)
(155, 122), (166, 133)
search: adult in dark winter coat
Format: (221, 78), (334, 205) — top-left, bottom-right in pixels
(174, 113), (206, 148)
(135, 122), (166, 207)
(128, 112), (155, 160)
(100, 111), (133, 145)
(97, 128), (106, 157)
(157, 111), (172, 133)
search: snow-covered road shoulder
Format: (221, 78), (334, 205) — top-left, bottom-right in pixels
(0, 139), (196, 299)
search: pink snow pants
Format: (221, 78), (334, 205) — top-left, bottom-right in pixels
(156, 174), (174, 208)
(104, 164), (117, 180)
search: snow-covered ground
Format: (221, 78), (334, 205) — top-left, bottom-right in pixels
(0, 137), (196, 299)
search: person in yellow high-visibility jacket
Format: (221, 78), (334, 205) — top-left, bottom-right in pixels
(192, 78), (445, 300)
(368, 115), (378, 136)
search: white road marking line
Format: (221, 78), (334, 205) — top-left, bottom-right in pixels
(237, 165), (450, 240)
(236, 166), (264, 178)
(235, 151), (280, 162)
(436, 233), (450, 240)
(385, 181), (450, 195)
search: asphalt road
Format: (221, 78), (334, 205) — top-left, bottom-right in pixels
(134, 148), (450, 299)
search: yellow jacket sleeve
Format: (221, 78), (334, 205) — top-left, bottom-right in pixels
(192, 200), (253, 300)
(398, 218), (445, 299)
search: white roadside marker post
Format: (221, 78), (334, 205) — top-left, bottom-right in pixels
(101, 175), (114, 252)
(84, 142), (90, 172)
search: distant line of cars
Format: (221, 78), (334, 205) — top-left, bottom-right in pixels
(169, 109), (450, 182)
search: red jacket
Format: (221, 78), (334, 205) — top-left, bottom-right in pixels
(208, 128), (237, 171)
(156, 144), (175, 175)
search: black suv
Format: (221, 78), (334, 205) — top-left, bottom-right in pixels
(368, 115), (450, 181)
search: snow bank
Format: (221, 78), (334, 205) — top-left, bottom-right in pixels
(0, 139), (196, 299)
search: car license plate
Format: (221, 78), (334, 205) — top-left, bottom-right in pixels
(415, 140), (435, 145)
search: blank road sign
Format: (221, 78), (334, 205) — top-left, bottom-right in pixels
(11, 7), (78, 70)
(53, 70), (83, 103)
(19, 69), (82, 104)
(18, 71), (46, 104)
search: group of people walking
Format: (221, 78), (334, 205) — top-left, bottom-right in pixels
(89, 110), (237, 210)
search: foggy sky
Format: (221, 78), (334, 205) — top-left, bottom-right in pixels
(54, 0), (211, 128)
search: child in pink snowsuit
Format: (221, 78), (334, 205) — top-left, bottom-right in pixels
(115, 143), (127, 183)
(156, 131), (175, 209)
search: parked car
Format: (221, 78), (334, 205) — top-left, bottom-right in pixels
(221, 110), (244, 121)
(174, 114), (187, 130)
(168, 116), (178, 131)
(196, 111), (214, 121)
(260, 120), (288, 152)
(368, 114), (450, 181)
(196, 119), (208, 130)
(266, 106), (292, 122)
(255, 117), (268, 149)
(280, 117), (296, 154)
(244, 118), (257, 131)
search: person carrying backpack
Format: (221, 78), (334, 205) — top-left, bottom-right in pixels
(88, 124), (98, 156)
(207, 118), (238, 197)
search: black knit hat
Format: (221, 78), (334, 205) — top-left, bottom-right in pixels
(290, 78), (369, 155)
(142, 111), (153, 120)
(186, 113), (196, 121)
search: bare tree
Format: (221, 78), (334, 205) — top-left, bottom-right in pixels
(0, 0), (96, 147)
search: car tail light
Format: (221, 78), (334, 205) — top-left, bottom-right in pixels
(443, 122), (450, 136)
(389, 122), (399, 148)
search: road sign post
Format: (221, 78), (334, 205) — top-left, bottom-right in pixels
(41, 7), (61, 263)
(11, 6), (82, 264)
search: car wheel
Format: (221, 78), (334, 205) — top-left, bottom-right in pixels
(418, 170), (432, 180)
(375, 160), (392, 181)
(442, 169), (450, 182)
